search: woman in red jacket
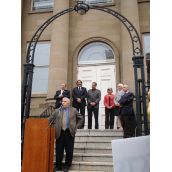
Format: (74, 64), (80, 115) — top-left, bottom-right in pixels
(104, 88), (115, 129)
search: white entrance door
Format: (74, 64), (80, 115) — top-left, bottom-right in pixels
(77, 65), (116, 129)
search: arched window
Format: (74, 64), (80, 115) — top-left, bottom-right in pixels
(78, 42), (115, 65)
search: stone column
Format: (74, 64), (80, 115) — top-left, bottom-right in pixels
(47, 0), (69, 98)
(120, 0), (141, 92)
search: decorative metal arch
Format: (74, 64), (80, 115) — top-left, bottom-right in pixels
(90, 5), (142, 56)
(21, 2), (149, 148)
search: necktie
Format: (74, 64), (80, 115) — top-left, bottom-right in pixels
(62, 109), (66, 130)
(62, 108), (69, 130)
(109, 96), (111, 106)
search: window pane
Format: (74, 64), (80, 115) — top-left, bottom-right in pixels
(28, 41), (51, 93)
(32, 0), (53, 10)
(34, 42), (50, 66)
(85, 0), (113, 4)
(78, 42), (115, 64)
(32, 67), (49, 93)
(143, 33), (150, 55)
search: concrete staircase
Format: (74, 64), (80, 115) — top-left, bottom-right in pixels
(55, 129), (123, 172)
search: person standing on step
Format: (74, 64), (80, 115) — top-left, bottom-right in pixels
(48, 97), (84, 172)
(54, 83), (70, 109)
(87, 82), (101, 129)
(114, 83), (124, 129)
(104, 88), (115, 129)
(72, 80), (87, 129)
(118, 85), (136, 138)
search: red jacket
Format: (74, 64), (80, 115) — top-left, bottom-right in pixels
(104, 94), (115, 108)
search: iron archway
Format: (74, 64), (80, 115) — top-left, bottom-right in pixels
(21, 2), (149, 145)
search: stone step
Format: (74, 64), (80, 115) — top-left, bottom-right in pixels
(68, 171), (104, 172)
(75, 129), (123, 142)
(74, 146), (112, 154)
(75, 135), (122, 142)
(55, 153), (113, 169)
(76, 129), (123, 137)
(55, 153), (112, 167)
(54, 141), (112, 153)
(74, 140), (111, 149)
(74, 143), (111, 149)
(55, 169), (104, 172)
(70, 161), (113, 172)
(72, 153), (112, 162)
(55, 152), (112, 162)
(54, 147), (112, 155)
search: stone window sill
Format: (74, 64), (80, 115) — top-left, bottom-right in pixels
(28, 9), (53, 15)
(31, 93), (47, 98)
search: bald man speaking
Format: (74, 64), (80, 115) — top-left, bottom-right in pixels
(48, 97), (84, 172)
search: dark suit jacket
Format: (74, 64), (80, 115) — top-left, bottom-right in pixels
(72, 87), (87, 108)
(48, 107), (84, 139)
(54, 89), (70, 108)
(119, 91), (134, 116)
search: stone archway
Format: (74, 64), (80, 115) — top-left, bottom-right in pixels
(71, 38), (120, 88)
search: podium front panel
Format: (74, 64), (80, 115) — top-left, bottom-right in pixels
(22, 118), (55, 172)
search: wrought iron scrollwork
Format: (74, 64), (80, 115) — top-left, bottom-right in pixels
(89, 5), (143, 56)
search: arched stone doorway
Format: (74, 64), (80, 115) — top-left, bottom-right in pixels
(77, 42), (116, 129)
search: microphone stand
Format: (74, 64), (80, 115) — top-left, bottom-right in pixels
(46, 105), (63, 130)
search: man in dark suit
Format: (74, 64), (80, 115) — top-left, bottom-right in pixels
(72, 80), (87, 129)
(118, 85), (136, 138)
(54, 83), (70, 109)
(48, 97), (84, 172)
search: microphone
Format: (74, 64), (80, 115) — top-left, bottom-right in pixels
(46, 105), (62, 130)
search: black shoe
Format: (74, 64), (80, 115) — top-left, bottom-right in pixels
(63, 166), (69, 172)
(54, 167), (62, 172)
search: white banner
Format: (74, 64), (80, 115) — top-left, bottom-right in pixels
(111, 136), (150, 172)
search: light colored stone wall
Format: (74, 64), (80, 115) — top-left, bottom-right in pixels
(138, 1), (150, 33)
(47, 0), (69, 99)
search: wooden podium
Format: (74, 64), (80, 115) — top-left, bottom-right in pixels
(22, 118), (55, 172)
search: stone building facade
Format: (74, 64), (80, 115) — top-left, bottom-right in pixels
(21, 0), (150, 128)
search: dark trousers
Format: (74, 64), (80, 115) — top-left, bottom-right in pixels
(76, 106), (85, 129)
(87, 107), (99, 129)
(119, 115), (135, 138)
(105, 108), (115, 129)
(55, 129), (74, 170)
